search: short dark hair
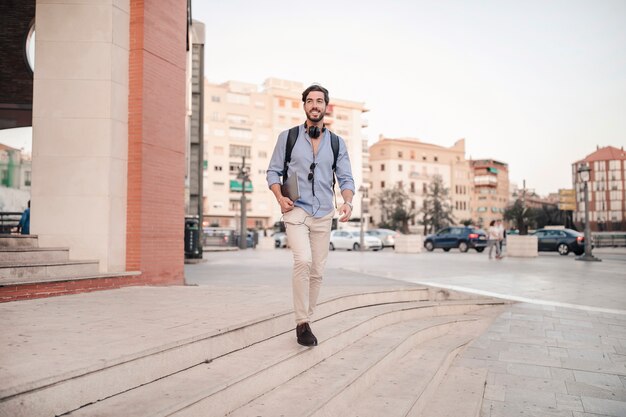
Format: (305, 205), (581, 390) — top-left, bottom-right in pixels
(302, 84), (329, 105)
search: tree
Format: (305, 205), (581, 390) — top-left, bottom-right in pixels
(533, 204), (564, 229)
(419, 175), (455, 234)
(375, 186), (415, 234)
(503, 199), (535, 235)
(460, 218), (473, 227)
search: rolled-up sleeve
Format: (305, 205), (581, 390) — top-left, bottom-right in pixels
(266, 130), (288, 188)
(336, 137), (355, 193)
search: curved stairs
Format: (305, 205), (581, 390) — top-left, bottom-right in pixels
(0, 287), (509, 417)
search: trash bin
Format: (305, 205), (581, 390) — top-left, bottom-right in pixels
(184, 217), (202, 259)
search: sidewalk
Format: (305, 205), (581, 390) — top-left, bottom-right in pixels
(1, 248), (624, 416)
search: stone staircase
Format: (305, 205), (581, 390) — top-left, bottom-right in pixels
(0, 235), (100, 284)
(0, 235), (138, 301)
(0, 287), (509, 416)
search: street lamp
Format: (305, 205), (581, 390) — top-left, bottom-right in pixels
(238, 156), (250, 250)
(576, 163), (601, 262)
(359, 185), (368, 251)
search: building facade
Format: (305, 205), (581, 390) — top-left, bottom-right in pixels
(469, 159), (510, 228)
(573, 146), (626, 231)
(202, 78), (368, 230)
(368, 136), (472, 230)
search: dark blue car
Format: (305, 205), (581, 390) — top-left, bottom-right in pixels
(532, 228), (586, 256)
(424, 226), (488, 253)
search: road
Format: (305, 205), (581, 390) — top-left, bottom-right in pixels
(186, 246), (626, 315)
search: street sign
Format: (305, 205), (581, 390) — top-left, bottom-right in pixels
(558, 189), (576, 211)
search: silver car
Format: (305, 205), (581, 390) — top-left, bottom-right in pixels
(329, 230), (383, 251)
(365, 228), (398, 249)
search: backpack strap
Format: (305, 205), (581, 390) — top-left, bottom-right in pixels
(283, 126), (300, 181)
(330, 131), (340, 190)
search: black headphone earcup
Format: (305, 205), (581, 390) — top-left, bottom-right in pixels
(309, 126), (320, 138)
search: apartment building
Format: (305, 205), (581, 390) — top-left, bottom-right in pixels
(368, 136), (472, 230)
(202, 78), (368, 229)
(469, 159), (510, 228)
(0, 143), (31, 191)
(573, 145), (626, 231)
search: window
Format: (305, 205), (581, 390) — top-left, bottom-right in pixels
(227, 114), (249, 125)
(410, 182), (415, 193)
(410, 150), (415, 159)
(380, 163), (385, 171)
(291, 100), (299, 109)
(228, 127), (252, 140)
(214, 166), (222, 171)
(422, 183), (427, 193)
(226, 93), (250, 105)
(279, 99), (285, 107)
(398, 164), (403, 172)
(24, 171), (31, 186)
(434, 156), (438, 162)
(229, 162), (250, 175)
(229, 145), (251, 158)
(398, 151), (403, 158)
(381, 181), (385, 188)
(211, 95), (221, 102)
(422, 155), (427, 161)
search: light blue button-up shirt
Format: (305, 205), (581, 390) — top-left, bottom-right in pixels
(267, 125), (355, 217)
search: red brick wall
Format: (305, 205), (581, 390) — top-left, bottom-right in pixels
(0, 275), (150, 303)
(127, 0), (187, 284)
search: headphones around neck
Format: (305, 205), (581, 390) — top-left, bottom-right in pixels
(306, 123), (325, 139)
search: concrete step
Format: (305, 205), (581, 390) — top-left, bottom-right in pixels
(341, 318), (493, 417)
(0, 247), (70, 264)
(1, 285), (505, 417)
(0, 235), (38, 248)
(229, 312), (496, 417)
(0, 260), (100, 282)
(419, 364), (487, 417)
(66, 301), (503, 417)
(0, 288), (435, 416)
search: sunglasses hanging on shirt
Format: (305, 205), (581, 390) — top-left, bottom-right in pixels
(308, 163), (317, 196)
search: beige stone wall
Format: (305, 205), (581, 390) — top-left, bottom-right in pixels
(31, 0), (129, 272)
(368, 137), (472, 229)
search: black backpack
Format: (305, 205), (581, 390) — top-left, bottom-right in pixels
(283, 126), (340, 188)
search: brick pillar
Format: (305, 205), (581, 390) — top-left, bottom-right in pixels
(127, 0), (186, 284)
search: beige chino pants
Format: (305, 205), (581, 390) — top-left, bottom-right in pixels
(283, 207), (334, 325)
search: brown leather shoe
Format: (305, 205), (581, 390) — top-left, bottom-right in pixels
(296, 322), (318, 347)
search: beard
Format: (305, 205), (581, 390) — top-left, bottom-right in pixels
(306, 108), (325, 123)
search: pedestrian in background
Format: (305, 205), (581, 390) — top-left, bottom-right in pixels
(497, 219), (506, 254)
(266, 84), (355, 347)
(486, 220), (502, 259)
(17, 200), (30, 235)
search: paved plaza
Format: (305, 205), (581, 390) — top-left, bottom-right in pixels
(1, 245), (625, 416)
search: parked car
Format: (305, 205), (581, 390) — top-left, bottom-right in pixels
(424, 226), (487, 253)
(365, 228), (398, 249)
(234, 231), (256, 248)
(273, 232), (288, 248)
(329, 230), (383, 251)
(532, 228), (586, 256)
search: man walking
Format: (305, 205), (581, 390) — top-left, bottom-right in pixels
(266, 84), (355, 347)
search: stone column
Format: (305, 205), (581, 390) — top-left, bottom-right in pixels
(31, 0), (130, 272)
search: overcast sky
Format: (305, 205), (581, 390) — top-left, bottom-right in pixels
(192, 0), (626, 195)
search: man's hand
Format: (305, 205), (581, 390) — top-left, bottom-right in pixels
(338, 202), (352, 222)
(278, 196), (294, 213)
